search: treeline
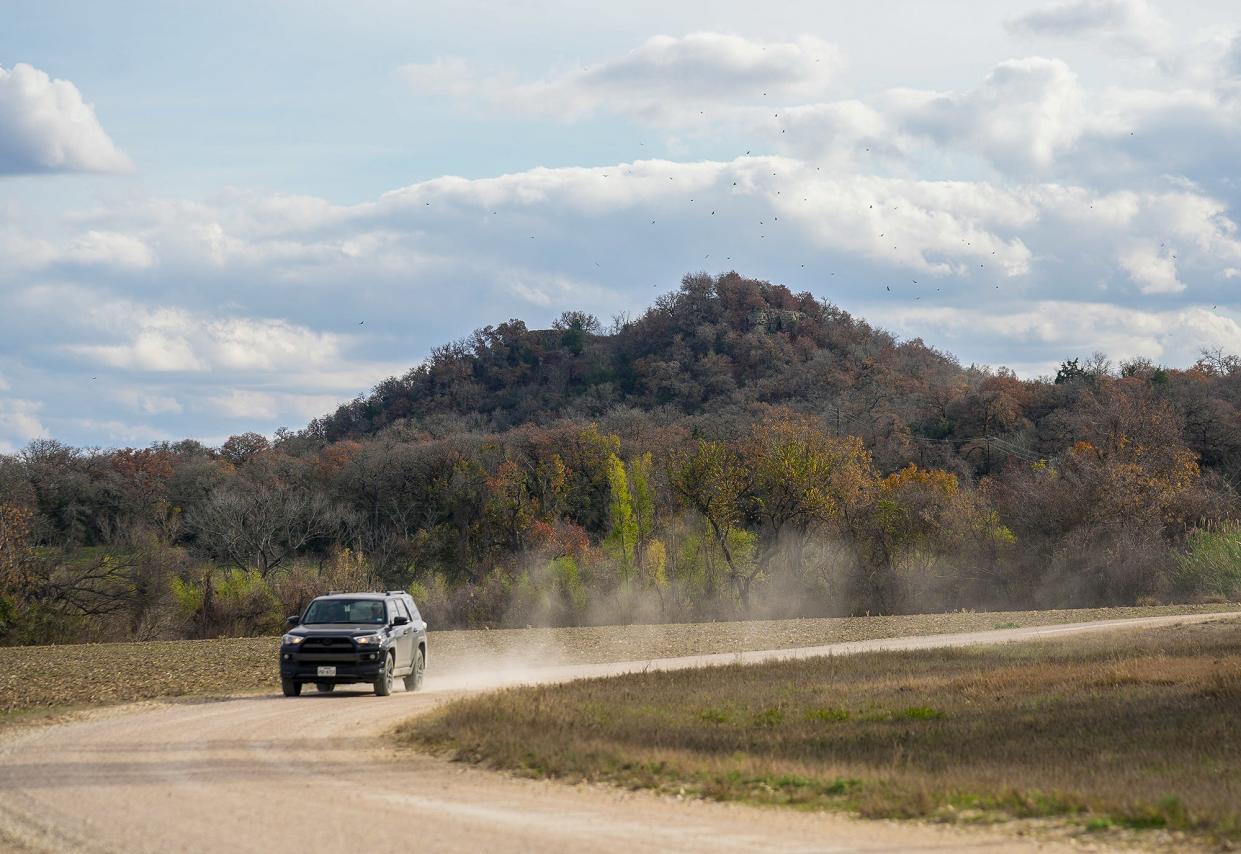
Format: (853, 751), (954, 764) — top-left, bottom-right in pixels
(2, 273), (1240, 644)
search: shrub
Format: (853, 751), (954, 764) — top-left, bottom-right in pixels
(1172, 523), (1241, 600)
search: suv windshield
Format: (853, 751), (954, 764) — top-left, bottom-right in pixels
(302, 598), (386, 625)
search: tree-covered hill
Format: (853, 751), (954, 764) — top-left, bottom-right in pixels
(4, 271), (1241, 645)
(304, 271), (1241, 487)
(307, 272), (963, 462)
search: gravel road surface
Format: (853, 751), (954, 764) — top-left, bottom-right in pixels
(3, 612), (1235, 854)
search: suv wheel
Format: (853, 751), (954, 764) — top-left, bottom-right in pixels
(403, 648), (425, 692)
(315, 682), (335, 693)
(374, 653), (394, 697)
(281, 678), (302, 697)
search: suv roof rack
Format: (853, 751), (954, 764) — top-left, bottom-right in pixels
(386, 590), (406, 596)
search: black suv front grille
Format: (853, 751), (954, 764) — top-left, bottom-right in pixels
(300, 637), (358, 657)
(303, 637), (355, 650)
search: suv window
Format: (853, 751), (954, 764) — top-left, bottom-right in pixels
(404, 596), (421, 621)
(303, 598), (385, 625)
(395, 599), (411, 621)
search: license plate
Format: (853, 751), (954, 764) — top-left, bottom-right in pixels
(316, 666), (336, 677)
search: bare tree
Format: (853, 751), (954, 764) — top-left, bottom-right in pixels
(188, 484), (347, 576)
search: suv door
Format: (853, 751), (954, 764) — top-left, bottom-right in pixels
(403, 594), (427, 651)
(389, 598), (413, 672)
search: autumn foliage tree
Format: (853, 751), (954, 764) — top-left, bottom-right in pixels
(2, 272), (1240, 642)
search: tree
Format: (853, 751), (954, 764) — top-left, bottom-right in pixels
(219, 433), (270, 466)
(484, 459), (536, 553)
(847, 465), (966, 613)
(627, 452), (658, 572)
(0, 504), (34, 637)
(745, 413), (873, 585)
(187, 482), (346, 576)
(669, 439), (755, 605)
(552, 311), (601, 334)
(603, 453), (638, 582)
(553, 311), (601, 355)
(1055, 358), (1085, 385)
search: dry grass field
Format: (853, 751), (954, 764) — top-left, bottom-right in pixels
(402, 616), (1241, 846)
(3, 603), (1234, 724)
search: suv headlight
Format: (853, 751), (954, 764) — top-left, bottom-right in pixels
(354, 634), (382, 646)
(282, 634), (305, 645)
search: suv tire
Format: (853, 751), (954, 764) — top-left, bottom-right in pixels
(282, 678), (302, 697)
(374, 652), (394, 697)
(315, 682), (335, 693)
(403, 647), (425, 692)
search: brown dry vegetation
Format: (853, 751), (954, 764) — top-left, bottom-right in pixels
(402, 616), (1241, 846)
(4, 603), (1234, 724)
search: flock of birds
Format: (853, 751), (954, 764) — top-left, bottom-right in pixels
(367, 92), (1203, 329)
(389, 93), (1039, 308)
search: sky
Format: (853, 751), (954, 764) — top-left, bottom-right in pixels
(2, 0), (1241, 451)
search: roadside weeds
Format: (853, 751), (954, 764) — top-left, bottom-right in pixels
(400, 617), (1241, 852)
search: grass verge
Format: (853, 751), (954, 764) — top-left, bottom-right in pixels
(399, 616), (1241, 848)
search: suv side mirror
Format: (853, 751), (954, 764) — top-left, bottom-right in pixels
(286, 615), (300, 626)
(392, 615), (409, 626)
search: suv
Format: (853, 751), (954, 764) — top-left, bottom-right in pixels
(280, 591), (428, 697)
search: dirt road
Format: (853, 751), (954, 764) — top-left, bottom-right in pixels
(2, 612), (1235, 854)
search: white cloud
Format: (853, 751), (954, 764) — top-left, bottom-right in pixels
(402, 32), (839, 122)
(759, 57), (1240, 197)
(1227, 33), (1241, 77)
(1119, 243), (1184, 293)
(209, 390), (279, 420)
(0, 398), (49, 450)
(0, 227), (58, 271)
(279, 393), (350, 420)
(205, 390), (351, 423)
(1006, 0), (1167, 54)
(21, 154), (1241, 318)
(0, 63), (132, 175)
(0, 225), (156, 277)
(115, 389), (183, 415)
(70, 418), (170, 444)
(64, 231), (155, 270)
(401, 57), (480, 98)
(65, 303), (344, 373)
(896, 58), (1088, 174)
(768, 100), (908, 166)
(873, 300), (1241, 372)
(398, 32), (1241, 199)
(78, 329), (206, 372)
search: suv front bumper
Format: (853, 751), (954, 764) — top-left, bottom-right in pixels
(280, 646), (387, 683)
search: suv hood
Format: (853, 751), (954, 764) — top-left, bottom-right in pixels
(288, 624), (386, 637)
